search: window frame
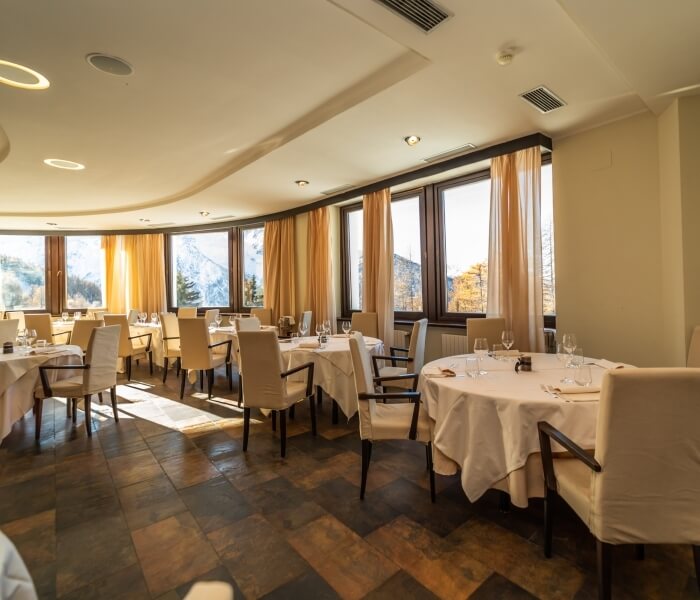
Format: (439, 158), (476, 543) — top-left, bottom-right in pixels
(238, 223), (265, 311)
(63, 235), (107, 311)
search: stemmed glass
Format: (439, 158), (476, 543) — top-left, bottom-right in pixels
(215, 314), (222, 328)
(61, 312), (69, 323)
(474, 337), (489, 375)
(315, 323), (324, 340)
(73, 311), (81, 321)
(342, 321), (351, 337)
(26, 329), (37, 351)
(323, 319), (331, 336)
(501, 330), (514, 352)
(150, 312), (158, 325)
(17, 329), (27, 353)
(560, 334), (578, 383)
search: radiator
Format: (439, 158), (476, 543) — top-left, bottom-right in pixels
(441, 333), (468, 357)
(393, 329), (410, 349)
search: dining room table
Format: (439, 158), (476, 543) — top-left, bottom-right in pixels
(0, 344), (83, 441)
(419, 352), (627, 508)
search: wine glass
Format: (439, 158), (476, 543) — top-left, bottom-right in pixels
(73, 311), (81, 321)
(17, 328), (27, 353)
(342, 321), (351, 337)
(61, 311), (69, 323)
(26, 328), (37, 350)
(558, 342), (573, 383)
(501, 330), (514, 351)
(562, 333), (577, 356)
(315, 323), (324, 340)
(323, 319), (331, 336)
(298, 322), (308, 338)
(215, 314), (222, 328)
(474, 337), (489, 375)
(150, 312), (158, 325)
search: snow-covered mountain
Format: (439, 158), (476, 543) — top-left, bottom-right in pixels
(175, 235), (229, 306)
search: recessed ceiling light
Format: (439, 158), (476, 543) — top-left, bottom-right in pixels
(0, 59), (50, 90)
(43, 158), (85, 170)
(295, 180), (309, 188)
(46, 222), (57, 226)
(139, 218), (150, 223)
(404, 135), (421, 146)
(496, 51), (514, 66)
(199, 211), (210, 217)
(86, 53), (133, 76)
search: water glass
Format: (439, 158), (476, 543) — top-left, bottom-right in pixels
(492, 343), (503, 359)
(341, 321), (351, 336)
(290, 333), (300, 345)
(215, 315), (222, 328)
(474, 337), (489, 375)
(26, 329), (37, 349)
(501, 330), (514, 351)
(298, 324), (308, 338)
(323, 319), (331, 336)
(61, 312), (69, 322)
(150, 312), (158, 325)
(575, 365), (592, 387)
(73, 311), (81, 321)
(465, 357), (479, 378)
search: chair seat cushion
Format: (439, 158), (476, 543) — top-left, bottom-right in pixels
(284, 381), (309, 404)
(163, 348), (181, 359)
(553, 457), (593, 525)
(368, 402), (431, 443)
(47, 376), (85, 398)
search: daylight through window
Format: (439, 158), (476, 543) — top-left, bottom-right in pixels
(65, 236), (106, 309)
(0, 235), (46, 311)
(242, 227), (264, 307)
(171, 232), (230, 307)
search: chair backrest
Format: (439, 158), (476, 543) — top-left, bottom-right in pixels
(7, 311), (25, 330)
(204, 309), (220, 327)
(0, 319), (19, 345)
(591, 368), (700, 544)
(237, 330), (286, 409)
(300, 311), (312, 333)
(466, 317), (505, 352)
(86, 309), (106, 320)
(178, 318), (213, 370)
(348, 332), (376, 440)
(24, 313), (53, 342)
(250, 307), (272, 326)
(70, 319), (104, 352)
(407, 318), (429, 374)
(127, 309), (139, 325)
(83, 325), (120, 393)
(178, 307), (197, 318)
(103, 314), (133, 356)
(159, 312), (180, 352)
(687, 326), (700, 367)
(351, 312), (378, 338)
(235, 317), (261, 332)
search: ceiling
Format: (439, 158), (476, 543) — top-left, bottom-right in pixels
(1, 0), (698, 231)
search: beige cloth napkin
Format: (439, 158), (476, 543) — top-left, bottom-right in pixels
(299, 340), (320, 349)
(548, 384), (601, 394)
(423, 366), (457, 378)
(593, 359), (625, 369)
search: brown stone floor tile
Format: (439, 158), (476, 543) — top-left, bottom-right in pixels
(469, 572), (538, 599)
(0, 473), (55, 525)
(118, 473), (188, 530)
(286, 514), (358, 563)
(58, 563), (151, 600)
(2, 509), (56, 568)
(192, 430), (242, 460)
(131, 512), (220, 597)
(448, 518), (585, 600)
(107, 448), (164, 488)
(32, 562), (57, 599)
(160, 448), (220, 489)
(178, 476), (253, 533)
(208, 513), (308, 598)
(0, 449), (55, 486)
(366, 516), (491, 600)
(55, 474), (122, 531)
(343, 460), (401, 493)
(364, 570), (439, 599)
(146, 430), (197, 461)
(56, 513), (138, 596)
(294, 451), (358, 490)
(260, 569), (340, 599)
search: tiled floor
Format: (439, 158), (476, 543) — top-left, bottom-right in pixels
(1, 364), (698, 599)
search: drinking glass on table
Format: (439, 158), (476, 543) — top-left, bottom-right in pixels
(465, 357), (479, 379)
(215, 315), (222, 328)
(290, 333), (300, 345)
(474, 337), (489, 375)
(26, 329), (37, 349)
(341, 321), (351, 337)
(17, 329), (27, 353)
(150, 312), (158, 325)
(557, 342), (572, 382)
(323, 319), (331, 336)
(61, 311), (69, 322)
(501, 330), (514, 351)
(298, 323), (308, 338)
(73, 311), (81, 321)
(315, 323), (324, 340)
(575, 364), (592, 387)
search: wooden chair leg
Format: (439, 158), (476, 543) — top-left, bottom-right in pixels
(597, 540), (613, 600)
(71, 399), (78, 423)
(163, 357), (169, 383)
(634, 544), (645, 560)
(226, 363), (232, 391)
(693, 545), (700, 591)
(332, 399), (339, 425)
(148, 351), (153, 375)
(110, 386), (119, 422)
(279, 408), (287, 458)
(66, 397), (72, 419)
(427, 442), (436, 503)
(98, 392), (104, 404)
(199, 370), (204, 390)
(289, 404), (295, 419)
(360, 439), (372, 499)
(34, 397), (43, 442)
(126, 356), (132, 381)
(242, 407), (250, 451)
(271, 411), (277, 432)
(543, 488), (554, 558)
(309, 395), (317, 436)
(84, 394), (92, 436)
(207, 369), (214, 399)
(179, 369), (186, 400)
(176, 357), (181, 377)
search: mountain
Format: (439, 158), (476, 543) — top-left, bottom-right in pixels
(175, 236), (229, 306)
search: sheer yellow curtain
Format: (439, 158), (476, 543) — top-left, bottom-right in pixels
(306, 207), (336, 333)
(263, 217), (296, 324)
(124, 234), (167, 315)
(486, 147), (545, 352)
(362, 189), (394, 348)
(102, 235), (126, 313)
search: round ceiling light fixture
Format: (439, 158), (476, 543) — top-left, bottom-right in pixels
(43, 158), (85, 170)
(496, 49), (515, 66)
(86, 53), (133, 76)
(199, 211), (210, 217)
(404, 135), (421, 146)
(0, 59), (50, 90)
(295, 180), (309, 188)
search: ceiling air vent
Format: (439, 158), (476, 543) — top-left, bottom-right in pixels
(321, 184), (353, 196)
(147, 222), (175, 228)
(210, 215), (236, 221)
(372, 0), (450, 33)
(519, 86), (566, 114)
(422, 143), (476, 163)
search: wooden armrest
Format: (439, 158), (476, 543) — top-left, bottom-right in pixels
(538, 421), (601, 491)
(389, 346), (409, 355)
(52, 331), (71, 341)
(373, 372), (419, 391)
(208, 339), (232, 362)
(39, 364), (88, 371)
(281, 361), (315, 397)
(39, 364), (87, 398)
(163, 336), (180, 341)
(129, 332), (153, 351)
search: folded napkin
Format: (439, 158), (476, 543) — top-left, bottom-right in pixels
(31, 346), (65, 355)
(592, 359), (625, 370)
(548, 384), (601, 394)
(559, 392), (600, 402)
(299, 340), (320, 349)
(423, 366), (457, 378)
(492, 349), (522, 357)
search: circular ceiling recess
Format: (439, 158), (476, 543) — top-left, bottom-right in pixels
(86, 53), (133, 76)
(43, 158), (85, 170)
(0, 59), (50, 90)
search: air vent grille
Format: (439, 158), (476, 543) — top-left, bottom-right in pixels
(422, 143), (476, 163)
(373, 0), (450, 32)
(211, 215), (236, 221)
(147, 222), (175, 228)
(321, 184), (354, 196)
(519, 86), (566, 114)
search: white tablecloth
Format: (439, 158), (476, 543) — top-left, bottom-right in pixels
(129, 323), (163, 366)
(0, 531), (37, 600)
(0, 345), (83, 441)
(419, 353), (607, 507)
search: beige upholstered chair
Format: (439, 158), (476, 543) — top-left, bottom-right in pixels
(466, 316), (505, 352)
(373, 319), (428, 390)
(127, 309), (139, 325)
(25, 313), (71, 344)
(178, 306), (197, 318)
(348, 332), (435, 501)
(299, 310), (312, 334)
(69, 319), (104, 352)
(351, 312), (379, 338)
(103, 314), (153, 380)
(204, 309), (220, 327)
(250, 307), (272, 326)
(159, 312), (181, 383)
(237, 330), (315, 457)
(688, 326), (700, 368)
(86, 309), (106, 320)
(234, 316), (260, 332)
(0, 319), (19, 345)
(36, 325), (121, 438)
(538, 368), (700, 599)
(7, 311), (25, 330)
(178, 317), (232, 399)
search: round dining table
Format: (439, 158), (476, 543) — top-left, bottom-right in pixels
(419, 352), (616, 507)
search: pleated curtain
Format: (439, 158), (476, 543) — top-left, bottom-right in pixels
(102, 235), (127, 314)
(486, 147), (545, 352)
(362, 189), (394, 348)
(263, 216), (296, 325)
(305, 207), (336, 333)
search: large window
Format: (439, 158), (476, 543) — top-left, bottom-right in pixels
(392, 195), (423, 312)
(346, 209), (363, 311)
(0, 235), (46, 310)
(171, 232), (230, 307)
(65, 236), (106, 309)
(242, 227), (264, 307)
(541, 163), (555, 315)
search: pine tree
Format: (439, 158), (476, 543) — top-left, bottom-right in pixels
(176, 272), (201, 306)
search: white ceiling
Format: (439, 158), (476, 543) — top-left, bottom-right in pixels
(0, 0), (698, 231)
